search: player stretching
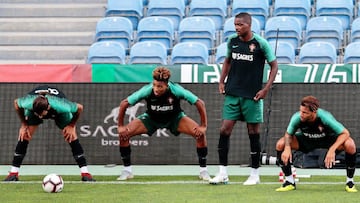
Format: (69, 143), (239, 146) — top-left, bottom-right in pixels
(117, 66), (209, 181)
(275, 96), (357, 192)
(4, 85), (95, 182)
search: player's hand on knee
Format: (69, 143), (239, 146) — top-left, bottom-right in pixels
(62, 126), (76, 143)
(118, 126), (130, 141)
(18, 125), (31, 141)
(193, 125), (206, 139)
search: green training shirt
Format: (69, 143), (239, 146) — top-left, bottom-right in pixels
(286, 108), (345, 139)
(127, 82), (198, 123)
(225, 33), (276, 98)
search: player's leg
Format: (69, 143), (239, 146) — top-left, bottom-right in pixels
(177, 116), (209, 180)
(118, 118), (148, 181)
(67, 134), (95, 182)
(57, 114), (95, 182)
(242, 98), (263, 185)
(209, 119), (236, 184)
(275, 136), (299, 191)
(4, 125), (38, 181)
(342, 137), (357, 192)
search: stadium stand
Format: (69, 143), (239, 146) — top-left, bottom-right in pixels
(87, 41), (126, 64)
(0, 0), (106, 64)
(298, 42), (337, 64)
(305, 16), (344, 54)
(344, 42), (360, 64)
(178, 16), (216, 53)
(315, 0), (354, 30)
(129, 41), (168, 65)
(272, 0), (312, 30)
(146, 0), (185, 30)
(105, 0), (143, 30)
(232, 0), (269, 30)
(94, 17), (133, 52)
(170, 42), (209, 65)
(215, 42), (227, 64)
(350, 17), (360, 43)
(188, 0), (228, 30)
(269, 41), (296, 64)
(264, 16), (302, 52)
(136, 16), (175, 52)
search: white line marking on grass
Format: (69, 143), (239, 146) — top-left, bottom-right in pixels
(0, 181), (349, 185)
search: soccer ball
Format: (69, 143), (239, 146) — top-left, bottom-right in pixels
(42, 173), (64, 193)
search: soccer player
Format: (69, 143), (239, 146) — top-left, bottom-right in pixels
(209, 12), (278, 185)
(4, 85), (95, 182)
(275, 96), (357, 192)
(117, 66), (209, 181)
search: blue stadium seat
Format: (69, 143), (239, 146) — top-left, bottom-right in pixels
(344, 42), (360, 64)
(232, 0), (269, 30)
(129, 41), (168, 65)
(215, 42), (227, 64)
(223, 17), (261, 42)
(87, 41), (126, 64)
(350, 17), (360, 42)
(305, 17), (343, 52)
(316, 0), (354, 30)
(170, 42), (209, 64)
(265, 16), (302, 50)
(105, 0), (143, 31)
(273, 0), (311, 30)
(269, 41), (295, 64)
(147, 0), (185, 30)
(188, 0), (227, 30)
(94, 17), (133, 51)
(136, 16), (175, 52)
(298, 42), (337, 64)
(178, 16), (216, 52)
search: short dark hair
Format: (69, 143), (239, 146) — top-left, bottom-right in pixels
(235, 12), (252, 25)
(153, 66), (171, 83)
(33, 95), (49, 115)
(301, 96), (320, 112)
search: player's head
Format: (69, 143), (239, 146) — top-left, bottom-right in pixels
(33, 95), (50, 118)
(301, 96), (320, 112)
(234, 12), (252, 37)
(299, 96), (319, 122)
(152, 66), (171, 96)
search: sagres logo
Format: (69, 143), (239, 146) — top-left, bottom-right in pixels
(79, 102), (171, 147)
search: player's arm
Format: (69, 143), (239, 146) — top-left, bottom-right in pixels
(193, 98), (207, 137)
(14, 99), (31, 141)
(67, 103), (83, 127)
(281, 132), (293, 166)
(219, 57), (231, 94)
(63, 103), (83, 143)
(325, 128), (350, 168)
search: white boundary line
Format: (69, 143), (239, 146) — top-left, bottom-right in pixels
(0, 181), (351, 185)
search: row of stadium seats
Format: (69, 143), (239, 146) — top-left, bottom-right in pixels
(105, 0), (358, 31)
(86, 0), (360, 64)
(87, 39), (360, 65)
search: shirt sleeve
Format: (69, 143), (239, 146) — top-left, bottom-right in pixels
(317, 109), (345, 135)
(127, 83), (153, 105)
(47, 96), (78, 113)
(286, 112), (301, 135)
(169, 82), (198, 104)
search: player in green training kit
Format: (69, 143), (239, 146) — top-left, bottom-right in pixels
(117, 66), (209, 181)
(209, 12), (278, 185)
(4, 85), (95, 182)
(275, 96), (357, 192)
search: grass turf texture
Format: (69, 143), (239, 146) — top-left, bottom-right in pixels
(1, 175), (358, 203)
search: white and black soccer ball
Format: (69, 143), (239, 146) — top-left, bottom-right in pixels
(42, 173), (64, 193)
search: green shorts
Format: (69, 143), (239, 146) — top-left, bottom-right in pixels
(25, 110), (73, 129)
(138, 112), (186, 136)
(295, 132), (338, 153)
(222, 95), (263, 123)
